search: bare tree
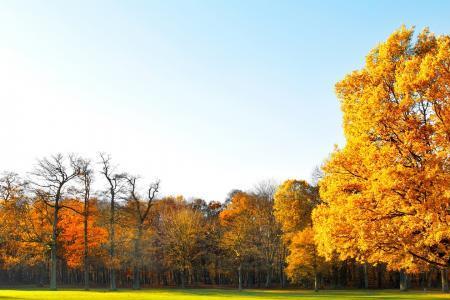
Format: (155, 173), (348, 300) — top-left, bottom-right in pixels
(78, 159), (93, 290)
(99, 153), (125, 291)
(125, 175), (159, 290)
(0, 172), (27, 236)
(310, 165), (324, 187)
(253, 179), (277, 201)
(31, 154), (82, 290)
(0, 172), (27, 203)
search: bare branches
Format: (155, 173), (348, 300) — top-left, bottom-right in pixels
(0, 172), (27, 202)
(28, 153), (85, 289)
(31, 153), (82, 203)
(99, 153), (126, 200)
(148, 180), (160, 204)
(124, 174), (160, 223)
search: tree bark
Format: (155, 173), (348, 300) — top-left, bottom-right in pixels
(83, 201), (89, 290)
(265, 267), (271, 288)
(280, 245), (286, 288)
(132, 224), (143, 290)
(38, 262), (45, 287)
(238, 263), (242, 291)
(363, 262), (369, 289)
(399, 270), (407, 291)
(441, 267), (449, 293)
(109, 193), (116, 291)
(313, 244), (318, 292)
(181, 269), (185, 289)
(50, 202), (59, 290)
(314, 271), (319, 292)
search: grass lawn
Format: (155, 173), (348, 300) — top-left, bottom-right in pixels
(0, 289), (449, 300)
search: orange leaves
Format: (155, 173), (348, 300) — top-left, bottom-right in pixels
(219, 192), (262, 261)
(219, 192), (254, 227)
(58, 199), (107, 268)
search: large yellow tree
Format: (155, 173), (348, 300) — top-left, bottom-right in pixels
(313, 27), (450, 291)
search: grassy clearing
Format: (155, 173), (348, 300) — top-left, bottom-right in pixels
(0, 288), (449, 300)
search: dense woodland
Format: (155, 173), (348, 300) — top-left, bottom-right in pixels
(0, 27), (449, 292)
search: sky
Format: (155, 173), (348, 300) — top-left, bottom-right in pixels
(1, 0), (450, 201)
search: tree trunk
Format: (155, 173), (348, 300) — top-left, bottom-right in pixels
(83, 204), (89, 290)
(428, 269), (433, 289)
(265, 267), (271, 288)
(314, 271), (319, 292)
(50, 205), (59, 290)
(38, 261), (45, 287)
(238, 263), (242, 291)
(133, 224), (143, 290)
(363, 262), (369, 289)
(441, 268), (449, 293)
(279, 243), (287, 288)
(313, 244), (318, 292)
(399, 270), (407, 291)
(109, 193), (116, 291)
(181, 269), (185, 289)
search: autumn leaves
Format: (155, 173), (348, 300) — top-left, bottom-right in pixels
(314, 26), (450, 289)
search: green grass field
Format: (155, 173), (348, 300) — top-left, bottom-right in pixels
(0, 289), (449, 300)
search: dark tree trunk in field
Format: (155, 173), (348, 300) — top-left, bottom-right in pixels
(265, 267), (271, 288)
(100, 154), (123, 291)
(132, 266), (140, 289)
(132, 225), (143, 290)
(280, 259), (285, 288)
(427, 269), (433, 289)
(313, 245), (318, 292)
(314, 271), (319, 292)
(83, 207), (89, 290)
(181, 269), (185, 289)
(442, 268), (449, 293)
(81, 163), (91, 291)
(238, 263), (242, 291)
(38, 262), (45, 287)
(109, 197), (116, 291)
(50, 201), (59, 290)
(363, 262), (369, 289)
(399, 270), (408, 291)
(125, 176), (159, 290)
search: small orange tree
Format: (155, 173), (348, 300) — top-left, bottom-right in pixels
(59, 199), (107, 269)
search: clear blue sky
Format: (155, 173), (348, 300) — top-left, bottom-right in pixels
(1, 0), (449, 201)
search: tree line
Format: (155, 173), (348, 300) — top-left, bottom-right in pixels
(0, 154), (447, 292)
(0, 26), (449, 292)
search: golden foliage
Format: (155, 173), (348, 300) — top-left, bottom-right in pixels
(313, 26), (450, 272)
(274, 180), (325, 282)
